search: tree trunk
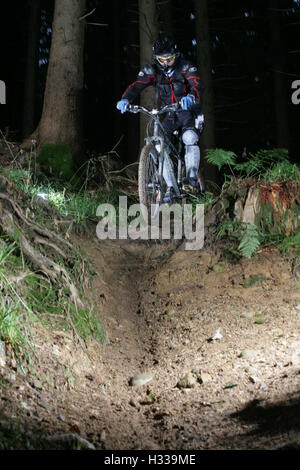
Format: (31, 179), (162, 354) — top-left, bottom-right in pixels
(158, 0), (173, 36)
(36, 0), (86, 158)
(194, 0), (217, 183)
(22, 0), (41, 140)
(127, 2), (140, 163)
(112, 0), (122, 146)
(267, 0), (290, 150)
(139, 0), (158, 149)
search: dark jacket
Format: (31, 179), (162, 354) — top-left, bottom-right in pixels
(122, 56), (204, 108)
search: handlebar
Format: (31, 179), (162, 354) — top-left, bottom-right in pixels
(128, 103), (180, 117)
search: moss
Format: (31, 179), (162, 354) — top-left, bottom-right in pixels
(38, 144), (76, 181)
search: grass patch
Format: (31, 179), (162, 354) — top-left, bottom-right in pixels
(243, 274), (267, 288)
(0, 239), (105, 365)
(3, 167), (136, 227)
(263, 160), (300, 183)
(281, 229), (300, 255)
(70, 304), (106, 345)
(0, 299), (32, 363)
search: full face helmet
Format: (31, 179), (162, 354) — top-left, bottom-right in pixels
(153, 34), (179, 73)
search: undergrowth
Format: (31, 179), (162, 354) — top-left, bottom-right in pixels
(2, 167), (125, 226)
(206, 147), (300, 183)
(207, 148), (300, 259)
(0, 240), (105, 366)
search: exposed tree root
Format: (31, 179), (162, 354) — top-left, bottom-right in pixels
(0, 174), (84, 308)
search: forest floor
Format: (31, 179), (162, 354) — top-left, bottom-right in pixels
(1, 229), (300, 449)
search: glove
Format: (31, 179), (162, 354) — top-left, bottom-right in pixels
(180, 94), (195, 110)
(116, 99), (129, 114)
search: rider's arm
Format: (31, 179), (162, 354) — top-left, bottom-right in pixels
(183, 64), (204, 104)
(121, 65), (156, 103)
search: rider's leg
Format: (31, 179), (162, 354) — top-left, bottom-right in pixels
(175, 110), (201, 184)
(182, 127), (200, 183)
(160, 114), (179, 199)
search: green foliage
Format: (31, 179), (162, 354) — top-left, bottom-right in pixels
(281, 229), (300, 255)
(231, 147), (300, 183)
(212, 147), (299, 258)
(264, 160), (300, 183)
(57, 188), (123, 224)
(206, 147), (300, 184)
(0, 299), (32, 362)
(205, 148), (237, 171)
(235, 148), (288, 179)
(3, 169), (31, 188)
(4, 168), (124, 226)
(38, 144), (76, 181)
(217, 219), (261, 259)
(216, 218), (243, 240)
(0, 243), (34, 362)
(191, 192), (215, 217)
(238, 223), (260, 259)
(0, 238), (106, 364)
(243, 274), (267, 287)
(69, 305), (106, 345)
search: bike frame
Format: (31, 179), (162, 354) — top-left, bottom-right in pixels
(128, 103), (183, 198)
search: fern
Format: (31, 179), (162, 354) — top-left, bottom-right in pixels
(235, 148), (290, 179)
(217, 218), (243, 239)
(205, 149), (237, 171)
(238, 223), (260, 259)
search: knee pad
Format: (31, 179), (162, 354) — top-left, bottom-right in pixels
(182, 129), (199, 146)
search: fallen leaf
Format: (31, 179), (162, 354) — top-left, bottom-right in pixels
(224, 383), (238, 389)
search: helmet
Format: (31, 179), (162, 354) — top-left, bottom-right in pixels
(153, 34), (179, 73)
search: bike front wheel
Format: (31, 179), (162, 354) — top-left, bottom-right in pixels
(138, 144), (164, 219)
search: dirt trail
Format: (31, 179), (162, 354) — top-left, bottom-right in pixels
(1, 235), (300, 449)
(80, 237), (300, 450)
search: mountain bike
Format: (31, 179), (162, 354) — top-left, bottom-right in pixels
(128, 103), (205, 220)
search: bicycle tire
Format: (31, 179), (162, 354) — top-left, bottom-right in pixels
(138, 144), (162, 219)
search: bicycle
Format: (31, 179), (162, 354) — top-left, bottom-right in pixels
(128, 103), (205, 220)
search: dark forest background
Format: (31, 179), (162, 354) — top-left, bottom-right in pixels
(0, 0), (299, 170)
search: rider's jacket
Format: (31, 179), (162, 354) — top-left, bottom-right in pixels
(122, 56), (204, 107)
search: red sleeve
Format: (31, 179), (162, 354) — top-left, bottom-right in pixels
(184, 66), (204, 102)
(122, 67), (156, 103)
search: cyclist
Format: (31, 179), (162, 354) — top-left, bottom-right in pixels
(116, 34), (205, 202)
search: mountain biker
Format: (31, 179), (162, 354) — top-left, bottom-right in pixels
(116, 34), (205, 202)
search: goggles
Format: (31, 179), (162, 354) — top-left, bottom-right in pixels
(155, 54), (176, 66)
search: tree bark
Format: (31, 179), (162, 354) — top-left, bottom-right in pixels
(22, 0), (41, 140)
(158, 0), (173, 36)
(194, 0), (217, 183)
(34, 0), (86, 158)
(267, 0), (290, 150)
(112, 0), (122, 146)
(127, 2), (140, 162)
(139, 0), (158, 149)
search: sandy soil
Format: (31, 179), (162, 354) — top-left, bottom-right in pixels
(0, 234), (300, 450)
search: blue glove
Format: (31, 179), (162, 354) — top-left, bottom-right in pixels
(180, 94), (195, 110)
(116, 99), (129, 114)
